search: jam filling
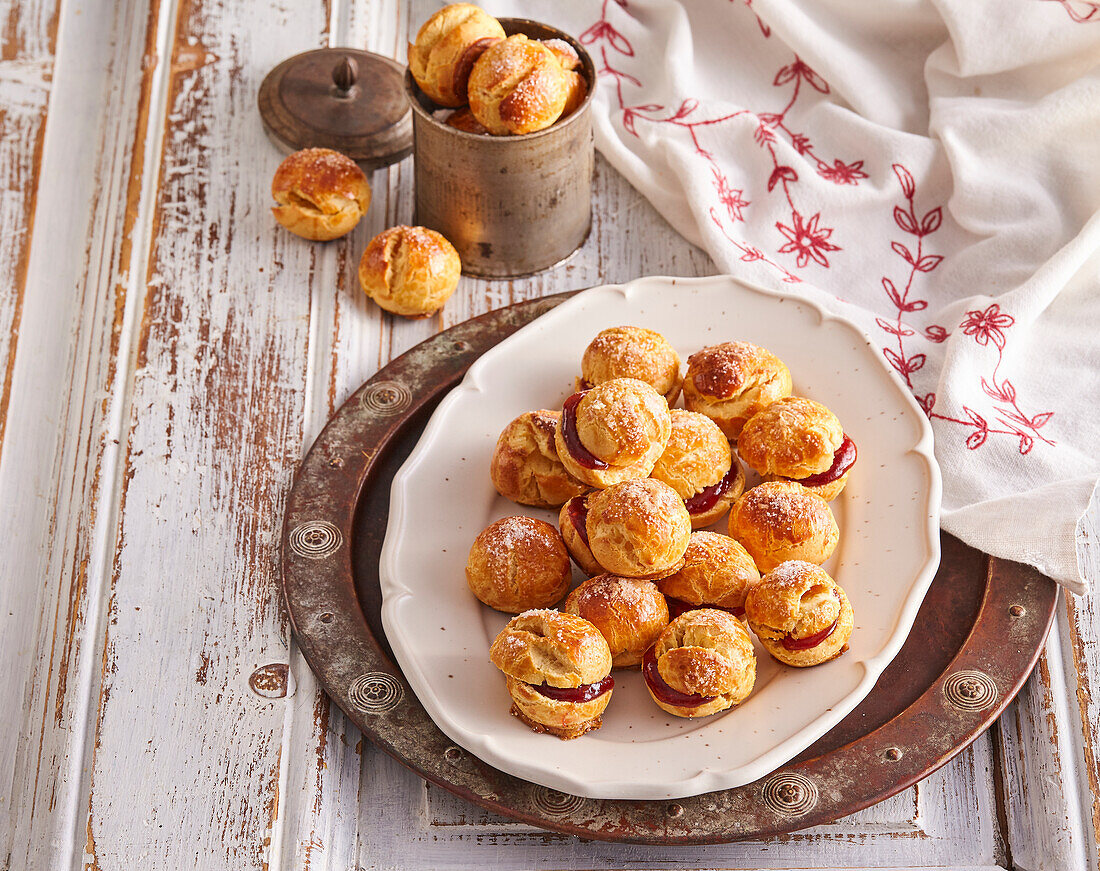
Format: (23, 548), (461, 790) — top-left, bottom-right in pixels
(665, 596), (745, 621)
(565, 495), (590, 547)
(561, 391), (609, 470)
(451, 37), (501, 100)
(531, 675), (614, 703)
(796, 434), (857, 488)
(578, 378), (593, 390)
(642, 645), (716, 708)
(780, 618), (838, 651)
(684, 464), (740, 515)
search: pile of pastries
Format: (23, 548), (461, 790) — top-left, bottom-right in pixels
(469, 326), (859, 739)
(409, 4), (588, 136)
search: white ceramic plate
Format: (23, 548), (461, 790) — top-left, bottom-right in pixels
(380, 275), (941, 800)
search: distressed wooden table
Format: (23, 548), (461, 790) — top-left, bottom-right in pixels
(2, 1), (1097, 869)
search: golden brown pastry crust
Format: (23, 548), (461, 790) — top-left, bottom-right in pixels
(563, 574), (669, 668)
(468, 34), (569, 135)
(490, 609), (613, 686)
(657, 531), (760, 610)
(407, 4), (506, 107)
(560, 71), (588, 118)
(445, 106), (490, 134)
(554, 378), (672, 488)
(271, 148), (371, 241)
(490, 410), (587, 508)
(763, 470), (849, 502)
(744, 561), (853, 666)
(558, 494), (602, 576)
(683, 342), (792, 438)
(647, 609), (756, 717)
(738, 396), (843, 479)
(505, 676), (610, 738)
(465, 518), (571, 612)
(540, 38), (580, 70)
(579, 326), (682, 404)
(650, 410), (743, 527)
(586, 479), (691, 580)
(727, 481), (839, 572)
(358, 225), (461, 318)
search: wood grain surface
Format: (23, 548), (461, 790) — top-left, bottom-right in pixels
(0, 0), (1096, 869)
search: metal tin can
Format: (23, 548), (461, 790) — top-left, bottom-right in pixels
(404, 18), (595, 278)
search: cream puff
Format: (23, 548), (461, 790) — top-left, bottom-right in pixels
(465, 517), (571, 612)
(467, 34), (569, 135)
(271, 148), (371, 241)
(738, 397), (856, 501)
(577, 326), (682, 405)
(407, 4), (506, 107)
(585, 479), (691, 580)
(744, 561), (853, 666)
(563, 574), (669, 668)
(358, 225), (461, 318)
(650, 410), (745, 528)
(558, 493), (602, 576)
(489, 609), (614, 738)
(642, 609), (756, 718)
(490, 410), (588, 508)
(682, 341), (792, 438)
(657, 531), (760, 621)
(554, 378), (672, 489)
(727, 481), (839, 572)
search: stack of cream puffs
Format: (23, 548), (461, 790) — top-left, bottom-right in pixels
(467, 325), (860, 737)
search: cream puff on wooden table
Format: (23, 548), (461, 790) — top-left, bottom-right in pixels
(650, 409), (745, 528)
(727, 480), (839, 572)
(744, 561), (854, 666)
(554, 378), (672, 488)
(738, 396), (857, 501)
(682, 341), (792, 438)
(489, 610), (614, 739)
(642, 609), (756, 718)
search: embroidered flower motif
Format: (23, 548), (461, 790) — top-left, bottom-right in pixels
(776, 211), (840, 268)
(960, 304), (1015, 350)
(818, 159), (867, 186)
(714, 169), (750, 222)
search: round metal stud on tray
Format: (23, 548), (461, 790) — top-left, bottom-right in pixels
(280, 291), (1058, 843)
(258, 47), (412, 169)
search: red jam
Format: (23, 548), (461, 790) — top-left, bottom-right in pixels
(531, 675), (614, 703)
(684, 464), (740, 515)
(578, 378), (593, 390)
(642, 645), (716, 708)
(565, 495), (590, 547)
(561, 391), (609, 470)
(665, 596), (745, 621)
(797, 434), (857, 488)
(780, 619), (838, 651)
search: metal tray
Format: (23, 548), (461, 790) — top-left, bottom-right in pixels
(281, 291), (1057, 844)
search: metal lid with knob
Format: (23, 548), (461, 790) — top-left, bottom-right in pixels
(258, 47), (413, 170)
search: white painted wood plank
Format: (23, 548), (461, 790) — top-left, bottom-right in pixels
(0, 0), (173, 868)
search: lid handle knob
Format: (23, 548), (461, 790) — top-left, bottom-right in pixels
(332, 55), (358, 95)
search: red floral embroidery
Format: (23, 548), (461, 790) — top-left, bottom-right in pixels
(776, 211), (840, 268)
(583, 0), (855, 274)
(1042, 0), (1100, 22)
(960, 304), (1014, 348)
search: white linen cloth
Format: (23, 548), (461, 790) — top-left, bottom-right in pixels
(490, 0), (1100, 592)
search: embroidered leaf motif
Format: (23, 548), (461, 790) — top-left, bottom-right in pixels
(673, 99), (698, 119)
(966, 429), (988, 449)
(882, 277), (903, 309)
(894, 207), (918, 234)
(924, 325), (949, 343)
(1031, 411), (1054, 429)
(891, 241), (914, 264)
(893, 164), (916, 199)
(767, 166), (798, 192)
(915, 255), (943, 272)
(921, 207), (943, 235)
(1018, 433), (1034, 454)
